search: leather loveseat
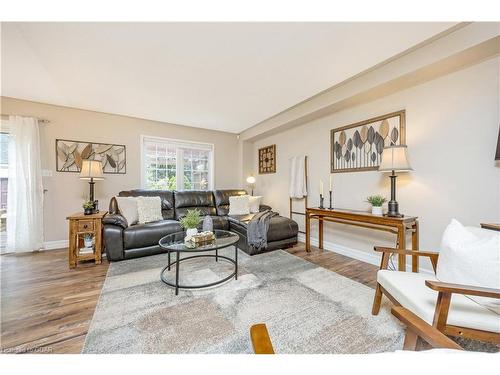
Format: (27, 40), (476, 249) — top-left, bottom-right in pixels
(103, 189), (298, 261)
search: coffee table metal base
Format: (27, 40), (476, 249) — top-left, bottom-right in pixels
(160, 250), (238, 295)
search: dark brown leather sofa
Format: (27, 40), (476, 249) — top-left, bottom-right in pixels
(103, 189), (298, 261)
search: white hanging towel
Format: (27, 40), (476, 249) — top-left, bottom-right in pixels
(289, 156), (307, 198)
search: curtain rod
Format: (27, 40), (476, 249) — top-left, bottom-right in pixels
(1, 113), (50, 123)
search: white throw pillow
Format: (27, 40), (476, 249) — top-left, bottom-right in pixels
(137, 196), (163, 224)
(248, 195), (263, 213)
(228, 195), (250, 215)
(115, 197), (138, 226)
(436, 219), (500, 313)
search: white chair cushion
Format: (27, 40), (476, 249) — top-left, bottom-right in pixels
(437, 219), (500, 313)
(115, 196), (138, 226)
(377, 270), (500, 333)
(136, 196), (163, 224)
(228, 195), (250, 215)
(248, 195), (262, 213)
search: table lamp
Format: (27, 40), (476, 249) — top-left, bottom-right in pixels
(80, 160), (104, 211)
(378, 145), (412, 217)
(246, 175), (256, 196)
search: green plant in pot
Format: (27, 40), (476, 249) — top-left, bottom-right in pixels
(366, 195), (387, 216)
(180, 209), (201, 237)
(83, 200), (94, 215)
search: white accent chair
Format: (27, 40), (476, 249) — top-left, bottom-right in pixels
(372, 221), (500, 344)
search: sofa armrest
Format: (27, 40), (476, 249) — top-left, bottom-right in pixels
(425, 280), (500, 299)
(103, 213), (128, 229)
(259, 204), (272, 212)
(391, 307), (463, 350)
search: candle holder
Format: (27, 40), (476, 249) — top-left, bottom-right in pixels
(319, 194), (324, 209)
(329, 191), (333, 210)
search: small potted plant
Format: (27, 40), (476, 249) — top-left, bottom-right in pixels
(83, 233), (93, 248)
(366, 195), (387, 216)
(180, 209), (201, 237)
(83, 200), (94, 215)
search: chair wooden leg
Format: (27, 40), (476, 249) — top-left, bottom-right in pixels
(433, 291), (452, 332)
(372, 284), (383, 315)
(403, 330), (419, 350)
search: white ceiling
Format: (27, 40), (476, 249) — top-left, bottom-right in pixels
(1, 22), (456, 133)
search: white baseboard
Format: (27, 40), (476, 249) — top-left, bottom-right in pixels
(43, 240), (69, 250)
(297, 233), (433, 275)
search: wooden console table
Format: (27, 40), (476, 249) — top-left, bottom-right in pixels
(305, 208), (419, 272)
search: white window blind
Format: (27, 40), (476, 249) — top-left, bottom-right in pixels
(141, 136), (214, 191)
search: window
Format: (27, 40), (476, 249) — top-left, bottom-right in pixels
(141, 136), (214, 191)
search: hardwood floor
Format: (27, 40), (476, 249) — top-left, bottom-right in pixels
(0, 243), (377, 354)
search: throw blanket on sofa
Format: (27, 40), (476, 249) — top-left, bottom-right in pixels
(247, 210), (278, 250)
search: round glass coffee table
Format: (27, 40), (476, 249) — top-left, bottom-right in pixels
(158, 230), (240, 295)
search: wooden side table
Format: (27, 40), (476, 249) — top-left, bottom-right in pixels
(66, 211), (107, 268)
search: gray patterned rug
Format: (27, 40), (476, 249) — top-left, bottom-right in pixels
(83, 248), (405, 353)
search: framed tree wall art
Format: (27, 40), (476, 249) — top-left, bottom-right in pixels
(258, 144), (276, 174)
(56, 139), (126, 174)
(330, 110), (406, 173)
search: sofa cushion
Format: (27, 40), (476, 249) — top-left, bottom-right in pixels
(214, 189), (247, 216)
(229, 195), (250, 215)
(248, 196), (263, 213)
(437, 219), (500, 313)
(115, 197), (138, 226)
(123, 220), (182, 250)
(228, 214), (298, 242)
(119, 190), (175, 220)
(137, 196), (163, 224)
(174, 190), (216, 219)
(377, 270), (500, 333)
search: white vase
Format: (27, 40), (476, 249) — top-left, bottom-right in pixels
(371, 206), (383, 216)
(186, 228), (198, 237)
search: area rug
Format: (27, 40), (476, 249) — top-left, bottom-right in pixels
(83, 248), (405, 353)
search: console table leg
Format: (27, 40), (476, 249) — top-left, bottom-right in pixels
(175, 252), (180, 295)
(216, 249), (218, 262)
(412, 221), (419, 273)
(318, 218), (324, 250)
(305, 212), (311, 252)
(167, 250), (171, 271)
(397, 225), (406, 271)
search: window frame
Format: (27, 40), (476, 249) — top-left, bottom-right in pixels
(140, 135), (215, 191)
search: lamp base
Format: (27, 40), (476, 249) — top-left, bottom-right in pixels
(386, 200), (403, 217)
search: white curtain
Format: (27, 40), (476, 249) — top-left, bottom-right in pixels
(6, 116), (44, 253)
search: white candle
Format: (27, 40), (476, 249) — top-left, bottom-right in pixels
(320, 180), (323, 196)
(329, 175), (332, 192)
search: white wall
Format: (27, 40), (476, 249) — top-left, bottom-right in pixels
(252, 57), (500, 267)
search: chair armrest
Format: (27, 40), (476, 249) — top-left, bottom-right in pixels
(102, 213), (128, 229)
(374, 247), (439, 258)
(250, 324), (275, 354)
(391, 307), (463, 350)
(425, 280), (500, 299)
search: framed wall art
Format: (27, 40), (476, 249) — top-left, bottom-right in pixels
(330, 110), (406, 173)
(258, 144), (276, 174)
(56, 139), (126, 174)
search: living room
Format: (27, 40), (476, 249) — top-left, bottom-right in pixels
(1, 1), (499, 373)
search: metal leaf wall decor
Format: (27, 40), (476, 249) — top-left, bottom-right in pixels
(55, 139), (126, 174)
(330, 110), (406, 173)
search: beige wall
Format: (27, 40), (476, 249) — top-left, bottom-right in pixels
(251, 57), (500, 269)
(1, 97), (241, 243)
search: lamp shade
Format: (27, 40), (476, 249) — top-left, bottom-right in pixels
(80, 160), (104, 180)
(378, 145), (413, 172)
(246, 175), (256, 184)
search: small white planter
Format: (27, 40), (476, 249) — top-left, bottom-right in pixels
(84, 237), (93, 248)
(371, 206), (383, 216)
(186, 228), (198, 237)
